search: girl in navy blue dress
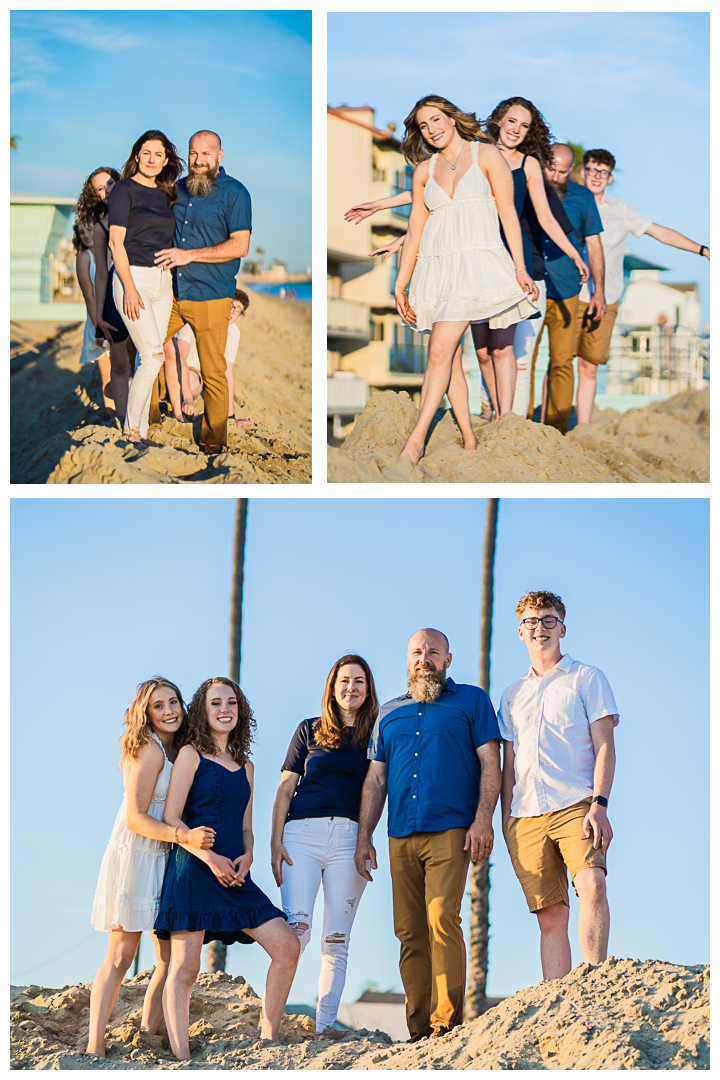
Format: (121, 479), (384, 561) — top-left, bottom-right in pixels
(156, 678), (300, 1059)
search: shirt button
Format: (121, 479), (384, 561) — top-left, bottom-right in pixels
(416, 732), (419, 735)
(413, 774), (417, 778)
(412, 795), (416, 799)
(415, 753), (418, 757)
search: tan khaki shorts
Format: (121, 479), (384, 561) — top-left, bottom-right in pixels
(575, 300), (619, 365)
(503, 799), (607, 912)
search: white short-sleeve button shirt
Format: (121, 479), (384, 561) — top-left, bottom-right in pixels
(498, 654), (619, 818)
(579, 193), (651, 305)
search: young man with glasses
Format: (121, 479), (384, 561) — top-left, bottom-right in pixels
(498, 590), (618, 981)
(575, 148), (710, 424)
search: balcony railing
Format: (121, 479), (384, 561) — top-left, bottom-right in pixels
(606, 324), (709, 396)
(327, 296), (370, 340)
(389, 342), (427, 373)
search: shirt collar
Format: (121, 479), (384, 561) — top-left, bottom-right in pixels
(524, 653), (574, 680)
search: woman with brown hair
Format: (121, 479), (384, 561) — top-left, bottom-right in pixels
(156, 678), (298, 1058)
(270, 655), (379, 1035)
(87, 678), (216, 1058)
(108, 130), (183, 441)
(76, 166), (132, 420)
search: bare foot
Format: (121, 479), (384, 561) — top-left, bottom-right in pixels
(229, 415), (255, 427)
(399, 439), (424, 464)
(479, 411), (494, 422)
(462, 435), (478, 451)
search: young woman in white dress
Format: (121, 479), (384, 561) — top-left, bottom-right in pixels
(87, 677), (216, 1058)
(391, 96), (538, 463)
(345, 96), (588, 425)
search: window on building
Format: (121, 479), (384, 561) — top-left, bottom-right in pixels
(372, 161), (387, 182)
(371, 320), (385, 341)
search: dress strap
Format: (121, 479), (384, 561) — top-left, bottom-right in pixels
(428, 153), (437, 178)
(471, 140), (479, 164)
(521, 154), (528, 173)
(151, 732), (170, 761)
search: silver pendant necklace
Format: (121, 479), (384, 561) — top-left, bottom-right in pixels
(443, 142), (465, 171)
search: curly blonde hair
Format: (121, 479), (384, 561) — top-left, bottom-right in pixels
(515, 591), (566, 621)
(184, 678), (256, 766)
(119, 676), (188, 766)
(401, 95), (491, 167)
(313, 654), (379, 751)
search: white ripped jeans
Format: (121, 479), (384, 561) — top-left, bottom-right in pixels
(113, 265), (173, 438)
(281, 816), (368, 1032)
(480, 278), (548, 417)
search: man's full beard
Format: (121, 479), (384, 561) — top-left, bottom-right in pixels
(186, 165), (219, 198)
(407, 663), (447, 703)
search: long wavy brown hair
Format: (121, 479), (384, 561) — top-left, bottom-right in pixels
(313, 654), (379, 750)
(121, 129), (184, 206)
(402, 95), (491, 167)
(184, 677), (256, 766)
(119, 676), (188, 766)
(484, 97), (555, 170)
(76, 166), (121, 226)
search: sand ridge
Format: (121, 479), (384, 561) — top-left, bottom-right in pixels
(11, 291), (311, 484)
(10, 957), (709, 1070)
(328, 388), (709, 484)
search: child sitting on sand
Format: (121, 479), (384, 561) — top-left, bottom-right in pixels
(162, 289), (253, 427)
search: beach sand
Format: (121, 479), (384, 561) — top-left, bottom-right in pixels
(328, 388), (709, 484)
(10, 957), (709, 1069)
(11, 292), (311, 484)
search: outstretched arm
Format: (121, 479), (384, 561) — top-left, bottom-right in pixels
(645, 223), (710, 259)
(354, 761), (388, 882)
(345, 190), (412, 224)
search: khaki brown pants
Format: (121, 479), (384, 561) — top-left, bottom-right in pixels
(389, 828), (470, 1039)
(149, 295), (232, 454)
(544, 293), (581, 434)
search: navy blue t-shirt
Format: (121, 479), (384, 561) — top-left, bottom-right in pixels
(282, 718), (371, 822)
(108, 178), (176, 268)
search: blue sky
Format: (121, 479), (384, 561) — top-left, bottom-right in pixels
(11, 10), (311, 271)
(328, 12), (710, 322)
(11, 497), (709, 1004)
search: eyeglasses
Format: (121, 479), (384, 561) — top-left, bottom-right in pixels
(521, 616), (563, 629)
(585, 167), (612, 178)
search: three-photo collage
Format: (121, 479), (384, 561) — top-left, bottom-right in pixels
(10, 8), (710, 1073)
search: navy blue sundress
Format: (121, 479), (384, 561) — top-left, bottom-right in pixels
(155, 754), (285, 944)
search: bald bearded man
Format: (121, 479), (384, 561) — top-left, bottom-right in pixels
(151, 130), (252, 454)
(354, 629), (501, 1042)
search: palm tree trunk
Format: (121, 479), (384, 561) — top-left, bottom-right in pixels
(466, 498), (499, 1020)
(206, 499), (248, 976)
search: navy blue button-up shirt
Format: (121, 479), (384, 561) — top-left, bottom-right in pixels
(368, 678), (500, 839)
(543, 180), (603, 300)
(172, 166), (252, 302)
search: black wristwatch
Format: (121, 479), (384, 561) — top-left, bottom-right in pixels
(591, 795), (608, 808)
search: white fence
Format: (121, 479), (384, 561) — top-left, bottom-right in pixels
(606, 324), (709, 397)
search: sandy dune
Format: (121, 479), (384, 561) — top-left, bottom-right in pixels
(328, 388), (709, 484)
(10, 957), (708, 1070)
(11, 292), (311, 484)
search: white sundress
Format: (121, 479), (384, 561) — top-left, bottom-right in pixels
(79, 251), (109, 366)
(409, 139), (538, 333)
(91, 734), (173, 932)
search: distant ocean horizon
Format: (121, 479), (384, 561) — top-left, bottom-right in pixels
(248, 281), (311, 302)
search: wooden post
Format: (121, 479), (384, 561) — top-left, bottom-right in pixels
(205, 500), (249, 976)
(466, 498), (499, 1020)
